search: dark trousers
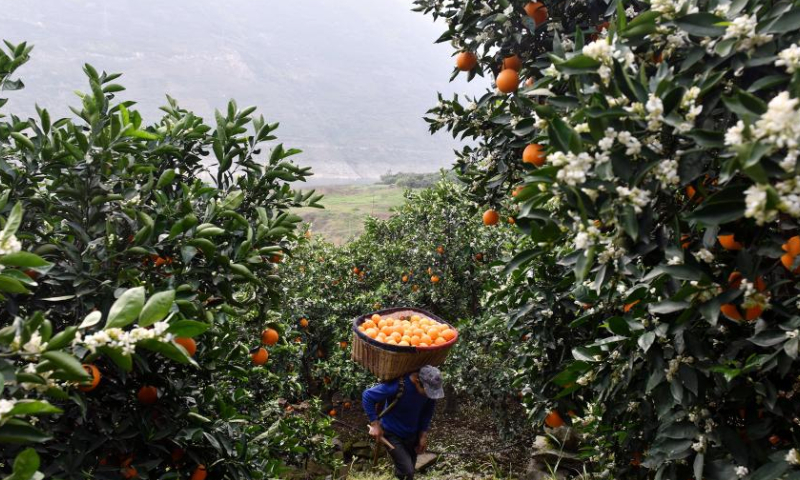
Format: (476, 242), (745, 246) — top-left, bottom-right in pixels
(384, 431), (418, 480)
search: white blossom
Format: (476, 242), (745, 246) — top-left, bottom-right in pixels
(693, 248), (715, 264)
(777, 178), (800, 217)
(722, 14), (773, 53)
(645, 94), (664, 131)
(744, 183), (778, 225)
(725, 120), (746, 146)
(0, 398), (15, 416)
(776, 43), (800, 73)
(654, 159), (680, 187)
(786, 448), (800, 465)
(617, 130), (642, 156)
(0, 234), (22, 256)
(616, 186), (652, 213)
(22, 332), (46, 356)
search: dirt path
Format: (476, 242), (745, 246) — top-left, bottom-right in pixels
(332, 399), (531, 479)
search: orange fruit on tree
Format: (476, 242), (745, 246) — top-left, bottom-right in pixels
(79, 364), (101, 392)
(475, 252), (484, 261)
(455, 51), (478, 71)
(783, 235), (800, 256)
(623, 300), (640, 313)
(329, 409), (337, 417)
(524, 2), (548, 24)
(496, 69), (519, 94)
(503, 54), (522, 71)
(431, 275), (440, 283)
(745, 305), (763, 321)
(122, 467), (138, 479)
(508, 216), (516, 225)
(175, 337), (197, 357)
(720, 304), (743, 321)
(436, 245), (444, 254)
(299, 318), (309, 328)
(755, 276), (766, 292)
(544, 410), (565, 428)
(137, 385), (158, 405)
(252, 347), (269, 365)
(483, 209), (500, 226)
(340, 341), (348, 349)
(402, 275), (409, 283)
(718, 234), (743, 250)
(769, 435), (781, 445)
(412, 285), (419, 292)
(512, 186), (524, 197)
(728, 271), (743, 289)
(270, 253), (283, 263)
(261, 328), (279, 346)
(191, 465), (207, 480)
(781, 253), (797, 272)
(344, 401), (352, 409)
(353, 267), (360, 275)
(522, 144), (546, 166)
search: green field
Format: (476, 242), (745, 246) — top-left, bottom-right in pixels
(295, 184), (410, 244)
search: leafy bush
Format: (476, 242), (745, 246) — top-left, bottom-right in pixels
(0, 41), (339, 479)
(378, 171), (452, 188)
(416, 0), (800, 477)
(280, 179), (516, 405)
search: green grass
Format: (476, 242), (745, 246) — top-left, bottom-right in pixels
(295, 184), (409, 244)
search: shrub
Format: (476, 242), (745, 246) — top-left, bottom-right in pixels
(416, 0), (800, 477)
(0, 40), (338, 479)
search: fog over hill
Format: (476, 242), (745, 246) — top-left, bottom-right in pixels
(1, 0), (484, 184)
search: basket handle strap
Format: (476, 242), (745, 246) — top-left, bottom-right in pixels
(378, 376), (405, 419)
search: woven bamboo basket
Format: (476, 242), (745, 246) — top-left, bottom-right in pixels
(351, 307), (458, 381)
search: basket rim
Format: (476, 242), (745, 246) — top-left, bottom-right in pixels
(352, 307), (458, 353)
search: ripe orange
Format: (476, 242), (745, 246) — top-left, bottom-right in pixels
(402, 275), (409, 283)
(122, 467), (138, 479)
(781, 253), (796, 272)
(769, 435), (781, 445)
(524, 2), (548, 24)
(475, 253), (483, 261)
(329, 409), (337, 417)
(79, 364), (101, 392)
(728, 271), (743, 289)
(503, 54), (522, 71)
(745, 305), (763, 321)
(431, 275), (440, 283)
(755, 276), (766, 292)
(344, 401), (352, 409)
(483, 209), (500, 226)
(784, 236), (800, 256)
(718, 234), (743, 250)
(300, 318), (309, 328)
(436, 245), (445, 255)
(270, 253), (283, 263)
(252, 347), (268, 365)
(191, 465), (207, 480)
(544, 410), (565, 428)
(686, 185), (697, 199)
(340, 341), (348, 349)
(456, 51), (478, 71)
(508, 217), (516, 224)
(175, 337), (197, 357)
(522, 144), (546, 166)
(720, 304), (743, 321)
(353, 267), (360, 275)
(623, 300), (640, 313)
(496, 69), (519, 94)
(512, 186), (524, 197)
(137, 386), (158, 405)
(261, 328), (279, 346)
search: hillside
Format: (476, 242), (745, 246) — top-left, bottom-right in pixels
(0, 0), (484, 183)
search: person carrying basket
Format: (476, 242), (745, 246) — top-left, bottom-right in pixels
(362, 365), (444, 480)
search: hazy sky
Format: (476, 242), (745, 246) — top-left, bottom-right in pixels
(1, 0), (485, 183)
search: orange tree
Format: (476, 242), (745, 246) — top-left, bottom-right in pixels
(279, 179), (518, 406)
(416, 0), (800, 478)
(0, 41), (339, 479)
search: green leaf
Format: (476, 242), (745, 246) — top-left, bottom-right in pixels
(620, 205), (639, 241)
(45, 326), (78, 351)
(138, 290), (175, 327)
(155, 169), (177, 189)
(638, 331), (656, 353)
(5, 448), (40, 480)
(0, 421), (51, 443)
(0, 275), (30, 294)
(40, 351), (89, 380)
(0, 252), (51, 269)
(166, 320), (210, 337)
(761, 8), (800, 34)
(105, 287), (145, 329)
(97, 346), (133, 371)
(675, 13), (727, 37)
(8, 400), (62, 416)
(78, 311), (102, 329)
(557, 54), (601, 74)
(137, 339), (195, 365)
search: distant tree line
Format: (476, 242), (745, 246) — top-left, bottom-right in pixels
(378, 170), (454, 188)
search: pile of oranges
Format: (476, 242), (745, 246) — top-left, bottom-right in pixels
(358, 313), (456, 347)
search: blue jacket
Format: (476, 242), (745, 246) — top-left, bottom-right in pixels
(362, 375), (436, 439)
